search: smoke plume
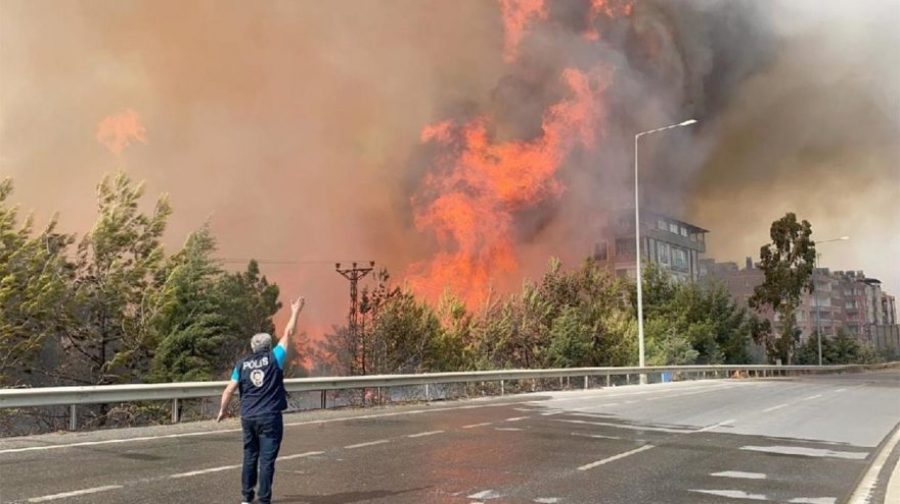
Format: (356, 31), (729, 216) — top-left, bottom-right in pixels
(1, 0), (897, 347)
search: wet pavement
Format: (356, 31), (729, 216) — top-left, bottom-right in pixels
(1, 369), (898, 504)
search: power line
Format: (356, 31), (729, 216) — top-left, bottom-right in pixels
(217, 258), (372, 265)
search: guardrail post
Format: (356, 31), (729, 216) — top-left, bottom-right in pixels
(584, 376), (588, 390)
(172, 398), (179, 423)
(69, 405), (77, 431)
(321, 390), (326, 409)
(606, 374), (611, 387)
(500, 380), (505, 396)
(626, 373), (631, 384)
(425, 383), (431, 401)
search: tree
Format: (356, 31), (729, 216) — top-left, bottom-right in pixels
(428, 294), (474, 371)
(62, 173), (172, 385)
(547, 306), (593, 368)
(0, 179), (73, 385)
(795, 329), (877, 365)
(148, 227), (229, 382)
(638, 265), (756, 366)
(749, 213), (816, 364)
(368, 290), (442, 373)
(214, 260), (281, 369)
(150, 228), (282, 382)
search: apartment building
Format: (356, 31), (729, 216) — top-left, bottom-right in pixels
(593, 210), (708, 282)
(701, 259), (900, 353)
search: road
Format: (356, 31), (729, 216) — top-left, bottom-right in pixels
(2, 370), (899, 504)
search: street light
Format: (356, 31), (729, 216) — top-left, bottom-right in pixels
(634, 119), (698, 382)
(813, 235), (851, 366)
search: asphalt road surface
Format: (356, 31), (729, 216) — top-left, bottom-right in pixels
(2, 370), (899, 504)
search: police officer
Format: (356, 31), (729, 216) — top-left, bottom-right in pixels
(217, 295), (304, 504)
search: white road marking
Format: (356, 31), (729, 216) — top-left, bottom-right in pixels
(558, 419), (691, 434)
(741, 445), (868, 460)
(534, 498), (561, 503)
(695, 419), (736, 433)
(689, 489), (834, 503)
(531, 382), (739, 406)
(577, 444), (655, 471)
(279, 450), (325, 460)
(27, 485), (124, 502)
(169, 465), (240, 478)
(408, 430), (444, 438)
(762, 403), (789, 413)
(551, 384), (741, 414)
(0, 402), (516, 455)
(711, 471), (767, 480)
(468, 489), (502, 499)
(802, 394), (823, 401)
(1, 429), (242, 455)
(505, 416), (529, 422)
(528, 382), (743, 416)
(848, 423), (900, 503)
(23, 449), (327, 501)
(835, 388), (847, 393)
(495, 427), (523, 432)
(689, 489), (767, 500)
(462, 422), (493, 429)
(571, 432), (621, 440)
(344, 439), (390, 450)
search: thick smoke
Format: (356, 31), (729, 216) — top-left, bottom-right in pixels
(1, 0), (897, 347)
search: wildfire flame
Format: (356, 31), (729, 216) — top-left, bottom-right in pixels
(498, 0), (547, 62)
(408, 69), (607, 307)
(586, 0), (634, 41)
(96, 108), (147, 155)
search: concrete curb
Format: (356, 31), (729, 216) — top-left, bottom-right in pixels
(847, 420), (900, 504)
(884, 443), (900, 504)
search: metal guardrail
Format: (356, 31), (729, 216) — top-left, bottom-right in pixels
(3, 363), (893, 431)
(0, 363), (876, 409)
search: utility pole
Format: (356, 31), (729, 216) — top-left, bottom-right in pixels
(336, 261), (375, 375)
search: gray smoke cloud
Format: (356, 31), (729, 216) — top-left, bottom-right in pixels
(1, 0), (897, 344)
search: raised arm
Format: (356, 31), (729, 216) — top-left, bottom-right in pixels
(277, 296), (305, 350)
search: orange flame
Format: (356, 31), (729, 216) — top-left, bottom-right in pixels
(498, 0), (547, 62)
(408, 69), (607, 306)
(96, 108), (147, 155)
(585, 0), (634, 41)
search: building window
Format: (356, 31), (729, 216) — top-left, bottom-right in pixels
(657, 219), (667, 231)
(672, 247), (688, 270)
(658, 242), (670, 265)
(680, 226), (688, 237)
(669, 223), (679, 234)
(615, 238), (634, 259)
(594, 241), (608, 261)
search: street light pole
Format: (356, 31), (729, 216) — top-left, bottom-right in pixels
(813, 236), (850, 366)
(634, 119), (697, 383)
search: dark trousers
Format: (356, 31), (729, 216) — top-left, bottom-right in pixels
(241, 413), (283, 504)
